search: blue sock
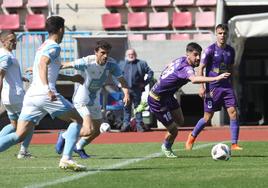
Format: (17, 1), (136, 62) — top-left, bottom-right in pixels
(21, 127), (34, 151)
(192, 118), (206, 137)
(0, 133), (20, 152)
(62, 122), (81, 158)
(163, 140), (173, 149)
(230, 119), (239, 144)
(76, 138), (89, 150)
(0, 124), (16, 137)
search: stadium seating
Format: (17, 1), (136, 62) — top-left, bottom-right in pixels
(25, 14), (46, 30)
(151, 0), (171, 7)
(105, 0), (124, 8)
(149, 12), (169, 28)
(196, 0), (217, 6)
(173, 0), (194, 6)
(2, 0), (23, 8)
(128, 12), (148, 29)
(102, 13), (122, 29)
(0, 14), (20, 30)
(170, 33), (191, 40)
(146, 34), (167, 40)
(172, 12), (192, 28)
(128, 34), (144, 41)
(195, 11), (215, 27)
(128, 0), (149, 7)
(27, 0), (48, 7)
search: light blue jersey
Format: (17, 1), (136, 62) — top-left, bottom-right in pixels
(72, 55), (122, 107)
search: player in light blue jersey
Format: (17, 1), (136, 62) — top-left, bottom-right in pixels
(0, 30), (34, 159)
(0, 16), (86, 171)
(56, 40), (130, 159)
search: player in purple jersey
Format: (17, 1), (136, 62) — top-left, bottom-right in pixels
(148, 42), (231, 158)
(185, 24), (243, 151)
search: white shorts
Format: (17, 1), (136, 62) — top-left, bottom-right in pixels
(74, 104), (102, 120)
(19, 94), (74, 125)
(4, 103), (22, 121)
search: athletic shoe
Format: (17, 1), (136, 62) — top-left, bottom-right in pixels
(185, 133), (196, 150)
(55, 131), (65, 154)
(74, 147), (90, 159)
(161, 144), (177, 158)
(231, 144), (243, 150)
(59, 159), (87, 171)
(17, 151), (34, 159)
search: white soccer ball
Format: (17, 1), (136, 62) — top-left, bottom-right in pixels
(100, 123), (111, 133)
(211, 143), (231, 161)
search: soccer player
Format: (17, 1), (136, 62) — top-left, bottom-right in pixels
(185, 24), (243, 151)
(148, 42), (231, 158)
(0, 30), (34, 159)
(55, 40), (130, 159)
(0, 16), (86, 171)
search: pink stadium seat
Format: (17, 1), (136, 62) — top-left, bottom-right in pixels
(193, 33), (213, 41)
(195, 11), (215, 27)
(0, 14), (20, 30)
(128, 12), (148, 29)
(146, 34), (167, 41)
(25, 14), (46, 30)
(105, 0), (124, 7)
(128, 0), (148, 7)
(2, 0), (23, 8)
(27, 0), (48, 7)
(102, 13), (122, 29)
(149, 12), (169, 28)
(151, 0), (171, 7)
(128, 34), (144, 41)
(170, 33), (191, 40)
(172, 12), (192, 28)
(196, 0), (217, 6)
(173, 0), (194, 6)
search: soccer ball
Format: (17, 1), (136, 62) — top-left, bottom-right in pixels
(211, 143), (231, 161)
(100, 123), (111, 133)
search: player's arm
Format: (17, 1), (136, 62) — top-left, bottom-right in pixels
(58, 74), (84, 85)
(189, 72), (230, 84)
(0, 69), (6, 101)
(60, 61), (74, 69)
(116, 76), (130, 106)
(39, 55), (56, 101)
(198, 63), (206, 98)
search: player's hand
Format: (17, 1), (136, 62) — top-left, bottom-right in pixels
(71, 74), (84, 85)
(48, 90), (57, 101)
(198, 87), (206, 98)
(123, 94), (130, 106)
(217, 72), (231, 80)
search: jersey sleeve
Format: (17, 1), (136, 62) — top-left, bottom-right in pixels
(72, 57), (88, 71)
(200, 47), (213, 66)
(185, 66), (195, 79)
(110, 61), (122, 78)
(41, 43), (61, 60)
(0, 55), (12, 71)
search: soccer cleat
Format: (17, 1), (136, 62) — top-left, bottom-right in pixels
(74, 147), (90, 159)
(17, 151), (34, 159)
(59, 159), (87, 171)
(231, 144), (243, 150)
(161, 144), (178, 158)
(55, 131), (65, 154)
(185, 133), (196, 150)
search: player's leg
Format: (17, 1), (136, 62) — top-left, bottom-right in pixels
(132, 90), (144, 132)
(227, 106), (242, 150)
(121, 92), (133, 132)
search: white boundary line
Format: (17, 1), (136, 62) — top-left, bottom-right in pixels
(24, 142), (223, 188)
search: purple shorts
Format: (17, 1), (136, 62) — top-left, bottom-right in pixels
(204, 87), (237, 112)
(148, 94), (180, 127)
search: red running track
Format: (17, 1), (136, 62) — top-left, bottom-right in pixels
(31, 126), (268, 145)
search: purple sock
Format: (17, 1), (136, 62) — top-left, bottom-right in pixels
(230, 119), (239, 144)
(192, 118), (206, 137)
(163, 140), (173, 149)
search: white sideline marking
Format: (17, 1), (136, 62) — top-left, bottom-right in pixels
(24, 142), (221, 188)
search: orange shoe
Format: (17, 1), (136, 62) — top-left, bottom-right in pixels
(231, 144), (243, 150)
(185, 133), (196, 150)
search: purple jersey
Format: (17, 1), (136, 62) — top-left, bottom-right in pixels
(151, 56), (195, 97)
(201, 43), (235, 89)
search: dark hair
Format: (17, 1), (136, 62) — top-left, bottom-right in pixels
(95, 40), (112, 52)
(0, 30), (15, 41)
(186, 42), (202, 54)
(216, 24), (229, 32)
(45, 16), (65, 34)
